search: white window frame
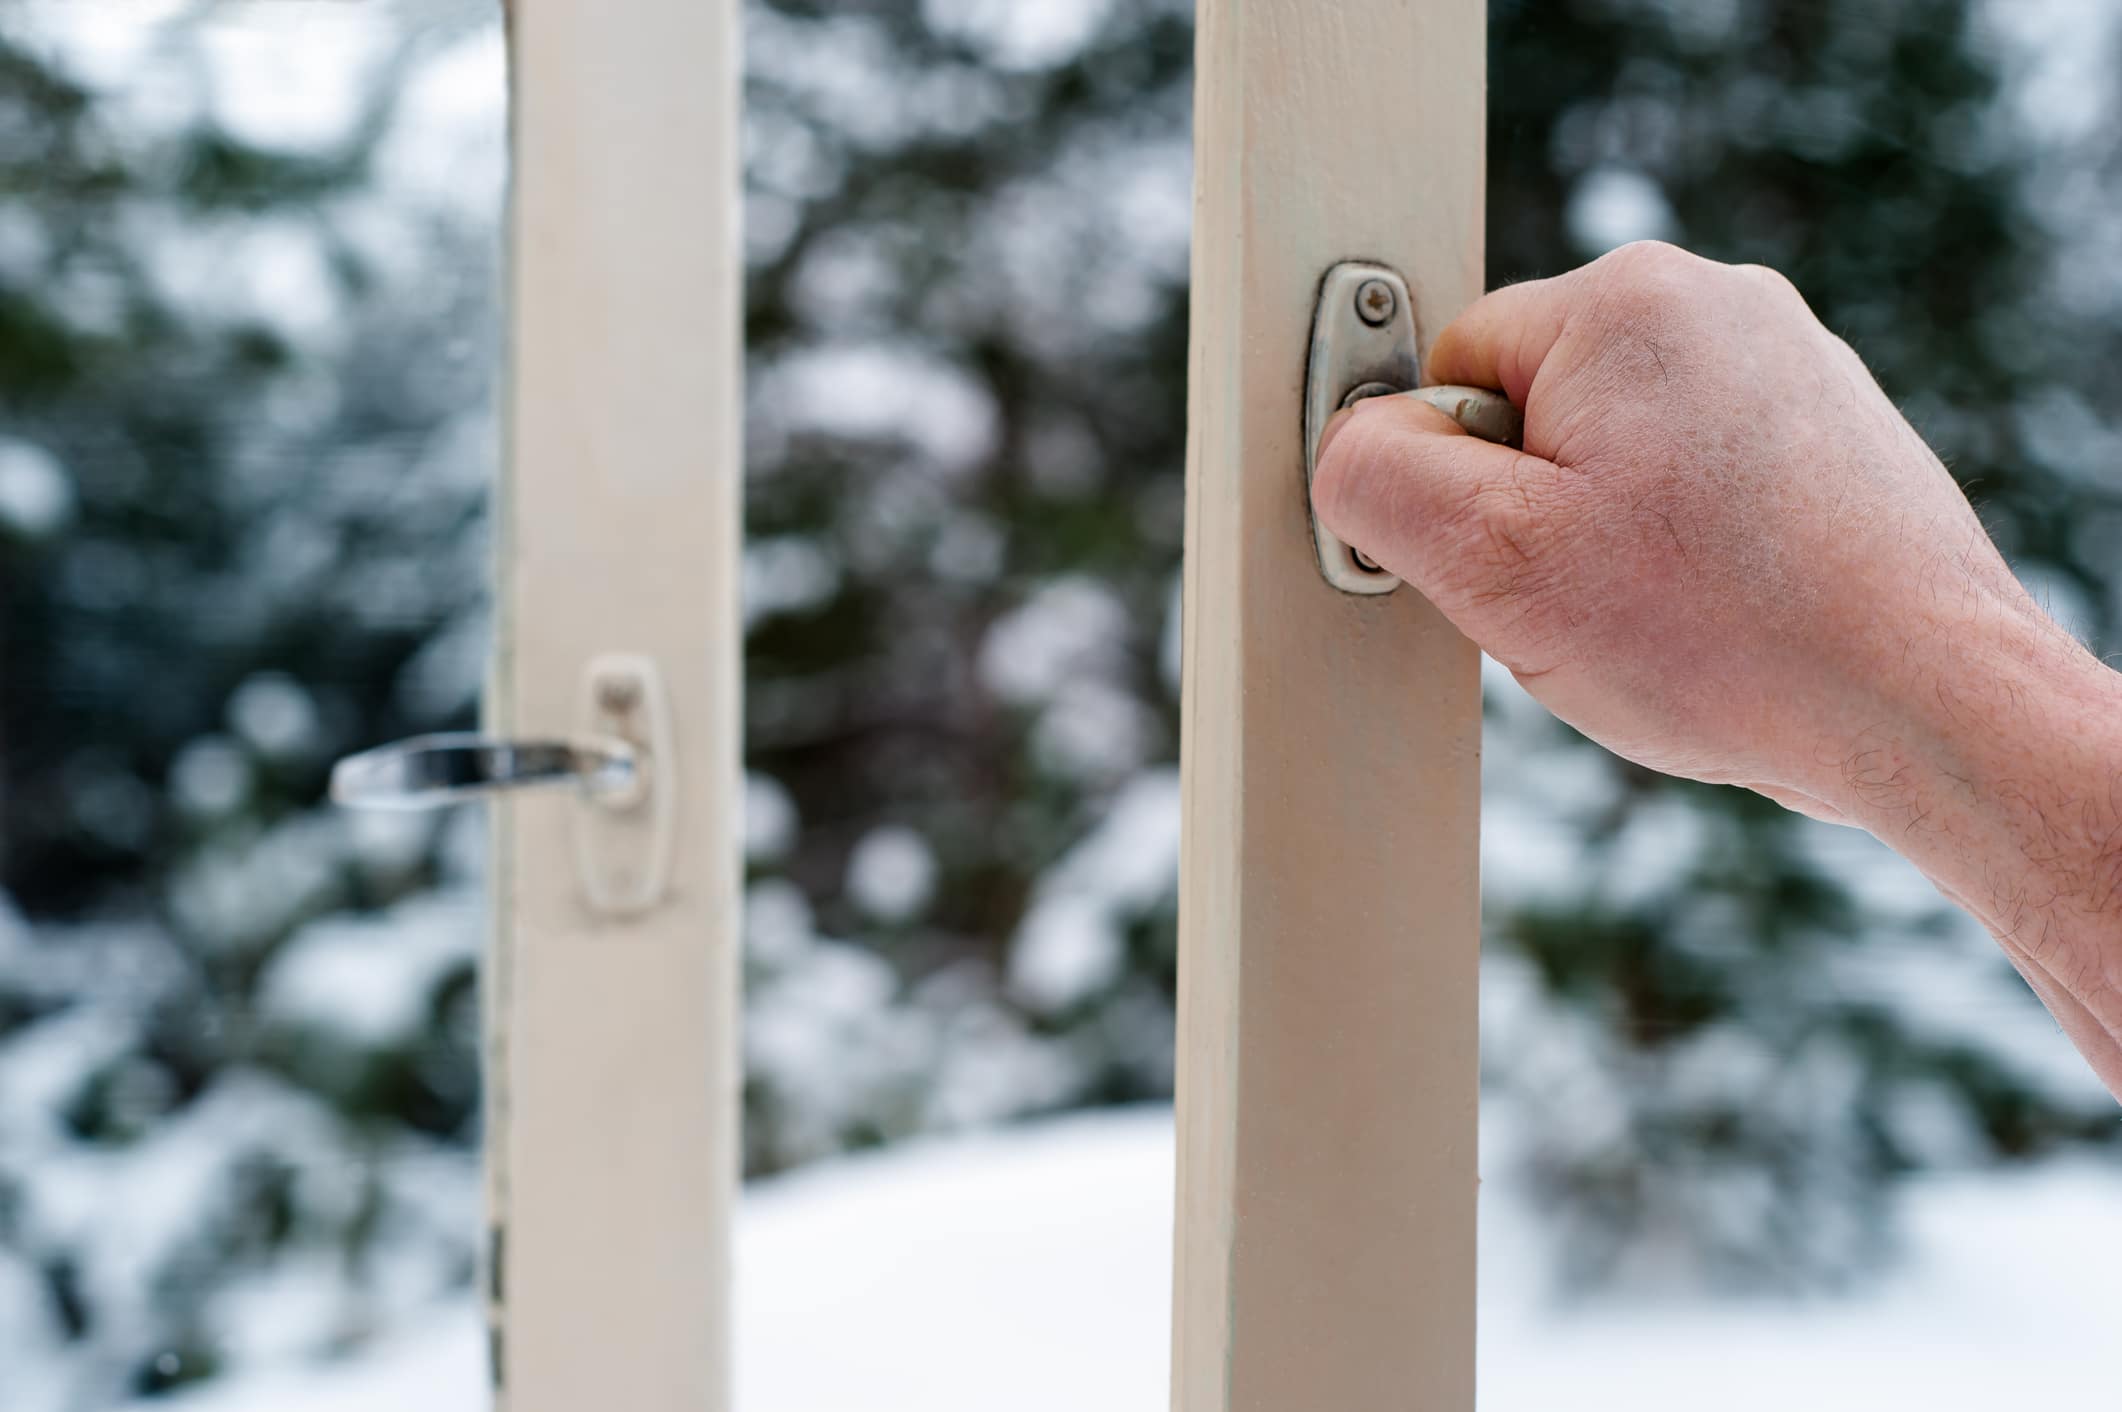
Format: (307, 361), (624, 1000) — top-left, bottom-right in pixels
(491, 3), (743, 1408)
(1175, 2), (1486, 1407)
(490, 1), (1484, 1407)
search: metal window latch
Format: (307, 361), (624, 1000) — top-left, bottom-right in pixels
(1304, 261), (1524, 595)
(329, 653), (676, 916)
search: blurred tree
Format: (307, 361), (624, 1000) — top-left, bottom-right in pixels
(736, 0), (1197, 1167)
(737, 0), (2122, 1285)
(1479, 0), (2122, 1286)
(0, 13), (496, 1406)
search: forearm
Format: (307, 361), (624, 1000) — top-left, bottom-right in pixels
(1839, 598), (2122, 1096)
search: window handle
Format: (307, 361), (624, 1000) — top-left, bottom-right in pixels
(1305, 261), (1523, 594)
(330, 733), (639, 810)
(327, 654), (675, 917)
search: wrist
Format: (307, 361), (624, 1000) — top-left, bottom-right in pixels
(1835, 589), (2122, 964)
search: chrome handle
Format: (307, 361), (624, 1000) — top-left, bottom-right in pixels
(330, 732), (639, 810)
(331, 655), (674, 916)
(1342, 380), (1523, 446)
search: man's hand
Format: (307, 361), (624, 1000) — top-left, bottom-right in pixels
(1314, 239), (2122, 1096)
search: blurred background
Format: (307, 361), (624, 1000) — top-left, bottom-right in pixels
(1, 0), (2118, 1408)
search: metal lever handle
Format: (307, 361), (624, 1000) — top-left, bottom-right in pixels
(1305, 262), (1524, 594)
(329, 656), (674, 915)
(1342, 380), (1522, 446)
(330, 733), (639, 811)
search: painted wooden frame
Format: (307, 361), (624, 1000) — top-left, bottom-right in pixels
(488, 0), (1481, 1405)
(1175, 2), (1486, 1408)
(491, 3), (742, 1409)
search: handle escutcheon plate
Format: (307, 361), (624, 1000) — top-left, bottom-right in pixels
(1304, 262), (1523, 595)
(328, 654), (676, 917)
(1305, 262), (1423, 595)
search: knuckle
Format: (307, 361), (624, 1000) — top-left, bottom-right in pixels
(1586, 241), (1705, 327)
(1597, 239), (1696, 285)
(1606, 238), (1687, 267)
(1736, 261), (1802, 302)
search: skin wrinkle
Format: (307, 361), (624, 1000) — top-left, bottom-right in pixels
(1311, 240), (2122, 1101)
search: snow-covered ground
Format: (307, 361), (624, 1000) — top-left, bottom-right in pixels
(139, 1107), (2120, 1412)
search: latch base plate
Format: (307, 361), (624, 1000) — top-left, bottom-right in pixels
(1305, 262), (1422, 595)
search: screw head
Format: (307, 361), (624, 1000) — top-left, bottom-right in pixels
(1354, 278), (1396, 327)
(596, 675), (642, 714)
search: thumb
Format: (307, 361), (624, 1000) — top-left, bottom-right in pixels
(1312, 392), (1554, 601)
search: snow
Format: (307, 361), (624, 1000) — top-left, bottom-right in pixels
(919, 0), (1115, 72)
(167, 814), (349, 953)
(0, 1004), (137, 1132)
(845, 825), (940, 922)
(1985, 0), (2122, 145)
(976, 575), (1160, 782)
(744, 774), (801, 864)
(192, 3), (392, 155)
(756, 343), (1001, 477)
(257, 889), (482, 1047)
(226, 672), (323, 761)
(1007, 770), (1179, 1013)
(742, 879), (1082, 1160)
(0, 437), (74, 537)
(743, 535), (844, 628)
(169, 736), (253, 819)
(15, 1070), (361, 1404)
(372, 24), (507, 214)
(1482, 1146), (2122, 1410)
(1567, 168), (1681, 256)
(125, 1307), (486, 1412)
(1032, 676), (1154, 781)
(131, 1107), (2122, 1412)
(1008, 892), (1123, 1012)
(134, 210), (350, 347)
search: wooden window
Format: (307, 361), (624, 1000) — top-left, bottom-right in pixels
(1174, 2), (1486, 1407)
(492, 3), (743, 1408)
(488, 1), (1484, 1407)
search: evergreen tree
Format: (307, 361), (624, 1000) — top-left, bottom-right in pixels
(0, 15), (495, 1404)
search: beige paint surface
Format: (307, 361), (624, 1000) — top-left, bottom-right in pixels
(1176, 1), (1485, 1408)
(491, 3), (742, 1408)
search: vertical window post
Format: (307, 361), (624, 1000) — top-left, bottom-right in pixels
(1176, 2), (1486, 1407)
(494, 3), (742, 1408)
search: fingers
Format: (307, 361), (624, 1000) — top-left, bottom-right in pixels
(1312, 392), (1555, 605)
(1423, 274), (1575, 406)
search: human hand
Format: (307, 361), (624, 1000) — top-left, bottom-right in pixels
(1313, 239), (2061, 826)
(1313, 240), (2122, 1095)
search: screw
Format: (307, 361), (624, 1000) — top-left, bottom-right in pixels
(1354, 278), (1396, 327)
